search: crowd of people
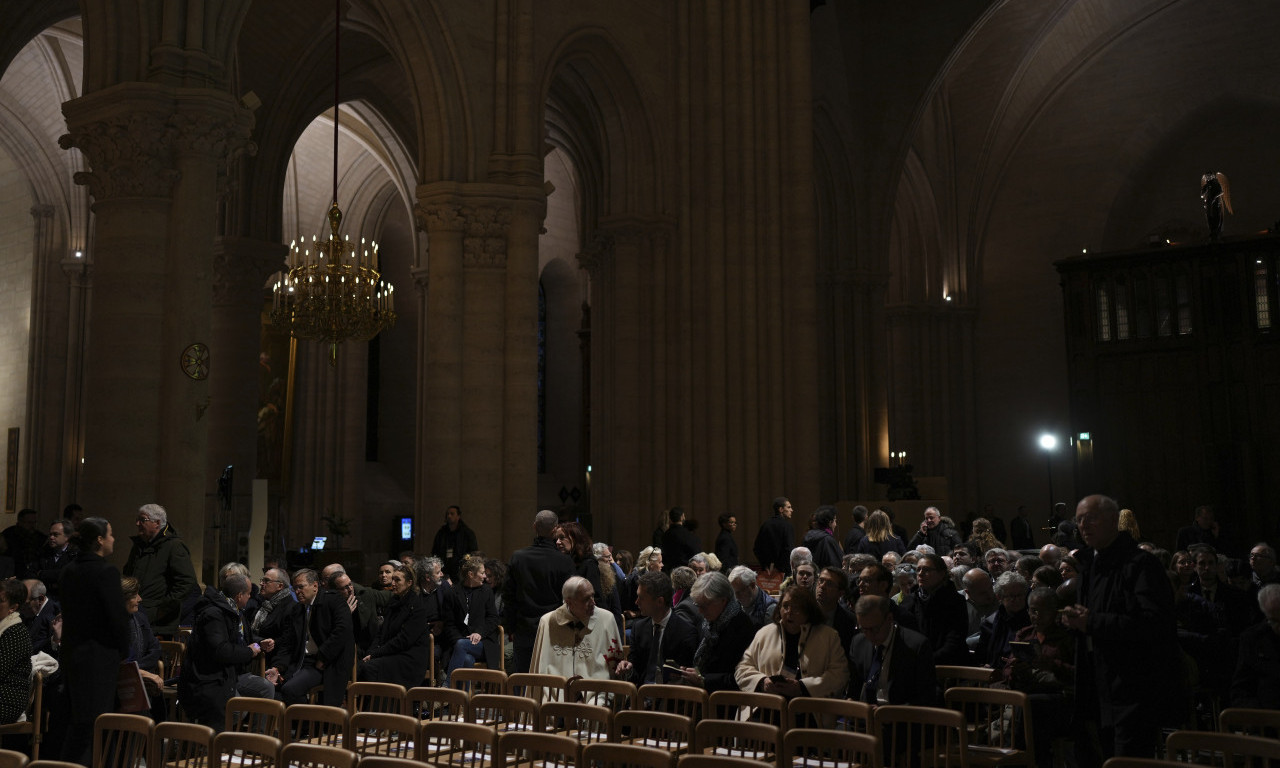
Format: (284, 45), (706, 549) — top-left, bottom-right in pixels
(0, 496), (1274, 767)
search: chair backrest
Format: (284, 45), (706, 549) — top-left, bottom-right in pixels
(0, 748), (27, 768)
(497, 732), (580, 768)
(211, 732), (281, 768)
(0, 671), (43, 760)
(692, 720), (780, 763)
(506, 672), (569, 704)
(787, 696), (874, 732)
(569, 678), (638, 714)
(782, 728), (881, 768)
(450, 666), (508, 695)
(636, 684), (707, 720)
(582, 742), (675, 768)
(159, 641), (185, 679)
(406, 685), (468, 722)
(151, 721), (215, 768)
(707, 690), (786, 726)
(284, 703), (350, 748)
(26, 762), (85, 768)
(1219, 707), (1280, 740)
(346, 681), (407, 714)
(279, 743), (358, 768)
(356, 758), (423, 768)
(935, 666), (996, 690)
(678, 757), (774, 768)
(541, 701), (613, 746)
(419, 721), (498, 768)
(943, 686), (1034, 760)
(225, 696), (286, 737)
(469, 693), (540, 731)
(94, 713), (154, 768)
(873, 705), (969, 768)
(615, 710), (693, 752)
(348, 712), (420, 759)
(1164, 730), (1280, 767)
(1100, 760), (1187, 768)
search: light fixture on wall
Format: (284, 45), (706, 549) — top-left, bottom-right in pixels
(270, 0), (395, 366)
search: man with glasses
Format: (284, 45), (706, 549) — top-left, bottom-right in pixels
(122, 503), (198, 636)
(849, 594), (936, 705)
(30, 519), (75, 597)
(1230, 583), (1280, 709)
(268, 567), (354, 706)
(1250, 543), (1279, 589)
(252, 567), (294, 666)
(901, 553), (970, 665)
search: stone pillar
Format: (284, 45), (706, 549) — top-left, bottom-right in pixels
(58, 244), (92, 512)
(24, 205), (57, 510)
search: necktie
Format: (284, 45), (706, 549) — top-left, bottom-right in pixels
(644, 621), (663, 683)
(864, 645), (885, 704)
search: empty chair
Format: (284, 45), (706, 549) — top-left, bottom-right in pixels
(406, 685), (468, 722)
(541, 701), (613, 747)
(346, 682), (407, 714)
(348, 712), (420, 759)
(284, 704), (349, 748)
(873, 705), (969, 768)
(679, 757), (773, 768)
(211, 732), (281, 768)
(356, 759), (423, 768)
(225, 696), (286, 737)
(93, 713), (154, 768)
(1219, 707), (1280, 740)
(1164, 730), (1280, 767)
(469, 692), (540, 732)
(569, 678), (638, 714)
(636, 685), (707, 721)
(279, 743), (358, 768)
(151, 722), (215, 768)
(707, 690), (785, 727)
(497, 731), (580, 768)
(159, 640), (186, 719)
(0, 749), (27, 768)
(581, 742), (675, 768)
(615, 711), (693, 754)
(451, 667), (507, 696)
(692, 720), (780, 764)
(782, 728), (880, 768)
(419, 721), (498, 768)
(943, 687), (1034, 767)
(506, 672), (568, 705)
(788, 697), (874, 732)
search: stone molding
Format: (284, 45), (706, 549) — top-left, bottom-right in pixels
(415, 202), (465, 233)
(461, 205), (511, 269)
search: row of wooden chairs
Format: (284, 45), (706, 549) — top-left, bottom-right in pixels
(1099, 727), (1280, 768)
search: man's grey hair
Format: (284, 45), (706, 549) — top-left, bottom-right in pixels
(914, 544), (935, 555)
(592, 542), (611, 558)
(220, 562), (250, 580)
(1258, 583), (1280, 610)
(535, 509), (560, 537)
(562, 575), (592, 601)
(728, 565), (757, 588)
(265, 567), (290, 585)
(27, 580), (46, 601)
(789, 547), (813, 571)
(138, 503), (167, 528)
(690, 571), (733, 603)
(689, 553), (710, 569)
(995, 571), (1029, 598)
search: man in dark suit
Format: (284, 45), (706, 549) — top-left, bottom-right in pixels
(661, 507), (701, 573)
(753, 497), (795, 575)
(850, 595), (937, 705)
(268, 567), (354, 706)
(615, 570), (698, 685)
(504, 509), (576, 674)
(29, 519), (76, 596)
(22, 578), (58, 653)
(1230, 583), (1280, 709)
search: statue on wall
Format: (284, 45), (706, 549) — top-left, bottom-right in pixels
(1201, 171), (1232, 240)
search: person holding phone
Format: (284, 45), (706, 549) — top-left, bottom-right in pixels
(735, 585), (848, 702)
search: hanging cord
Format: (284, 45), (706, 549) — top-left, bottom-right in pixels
(332, 0), (340, 206)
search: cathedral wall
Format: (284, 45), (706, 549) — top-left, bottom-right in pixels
(0, 147), (32, 506)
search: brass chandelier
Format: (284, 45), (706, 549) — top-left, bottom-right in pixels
(270, 0), (395, 366)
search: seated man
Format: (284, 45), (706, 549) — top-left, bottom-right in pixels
(728, 565), (776, 628)
(530, 576), (622, 680)
(267, 568), (354, 706)
(614, 570), (697, 685)
(178, 573), (274, 728)
(849, 595), (936, 705)
(1230, 583), (1280, 709)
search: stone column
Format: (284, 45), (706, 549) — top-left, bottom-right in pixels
(58, 245), (92, 511)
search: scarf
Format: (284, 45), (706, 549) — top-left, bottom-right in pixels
(693, 596), (743, 669)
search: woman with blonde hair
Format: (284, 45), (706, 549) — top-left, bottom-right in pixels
(967, 517), (1005, 553)
(854, 510), (906, 559)
(1118, 508), (1141, 540)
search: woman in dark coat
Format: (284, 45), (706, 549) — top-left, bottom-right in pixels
(358, 563), (430, 688)
(121, 576), (166, 721)
(0, 579), (33, 724)
(555, 522), (604, 600)
(854, 510), (907, 559)
(58, 517), (132, 766)
(445, 555), (501, 679)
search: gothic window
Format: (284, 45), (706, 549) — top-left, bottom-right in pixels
(1097, 285), (1112, 342)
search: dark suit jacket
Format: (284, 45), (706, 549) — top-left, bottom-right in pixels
(503, 537), (576, 646)
(901, 585), (971, 666)
(849, 624), (937, 705)
(28, 597), (59, 654)
(275, 589), (354, 706)
(1230, 619), (1280, 709)
(753, 515), (795, 574)
(696, 610), (756, 693)
(30, 546), (76, 596)
(624, 611), (698, 685)
(661, 525), (702, 572)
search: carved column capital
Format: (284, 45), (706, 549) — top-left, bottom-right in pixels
(170, 105), (256, 164)
(415, 201), (465, 233)
(59, 110), (180, 200)
(576, 233), (615, 278)
(461, 205), (511, 269)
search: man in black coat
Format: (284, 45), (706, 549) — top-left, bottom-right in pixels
(615, 571), (698, 685)
(503, 509), (576, 674)
(431, 505), (479, 581)
(269, 568), (354, 706)
(1230, 583), (1280, 709)
(753, 497), (795, 574)
(661, 507), (701, 573)
(179, 573), (272, 728)
(1062, 494), (1181, 763)
(907, 507), (963, 556)
(679, 571), (756, 693)
(850, 595), (937, 705)
(900, 553), (970, 666)
(802, 506), (844, 571)
(29, 519), (76, 596)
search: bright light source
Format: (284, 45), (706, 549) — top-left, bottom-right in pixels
(1039, 433), (1057, 451)
(1078, 432), (1091, 440)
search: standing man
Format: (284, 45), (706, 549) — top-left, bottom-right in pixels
(714, 513), (739, 572)
(907, 507), (962, 556)
(803, 506), (844, 571)
(843, 506), (868, 556)
(30, 519), (76, 596)
(1176, 505), (1223, 554)
(269, 568), (354, 706)
(123, 504), (198, 636)
(1061, 494), (1180, 763)
(753, 497), (795, 575)
(3, 509), (44, 572)
(431, 505), (479, 581)
(1010, 506), (1036, 550)
(504, 509), (576, 674)
(661, 507), (701, 573)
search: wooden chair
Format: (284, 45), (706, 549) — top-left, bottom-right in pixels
(569, 678), (638, 714)
(678, 757), (773, 768)
(356, 758), (422, 768)
(541, 701), (613, 747)
(692, 720), (780, 765)
(406, 685), (468, 722)
(943, 687), (1034, 767)
(427, 633), (438, 687)
(279, 743), (358, 768)
(469, 692), (540, 732)
(636, 684), (707, 721)
(348, 712), (420, 759)
(283, 704), (350, 748)
(1164, 730), (1280, 766)
(225, 696), (286, 737)
(707, 690), (785, 726)
(26, 762), (84, 768)
(497, 732), (580, 768)
(935, 666), (997, 690)
(1218, 707), (1280, 739)
(505, 672), (568, 705)
(159, 640), (186, 718)
(788, 697), (874, 732)
(210, 732), (281, 768)
(93, 713), (154, 768)
(581, 743), (675, 768)
(873, 705), (969, 768)
(346, 681), (407, 714)
(151, 721), (215, 768)
(0, 749), (27, 768)
(1100, 760), (1186, 768)
(615, 711), (693, 754)
(782, 728), (880, 768)
(451, 667), (508, 696)
(475, 626), (507, 672)
(0, 671), (44, 759)
(419, 721), (498, 767)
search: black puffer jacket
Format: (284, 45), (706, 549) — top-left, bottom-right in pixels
(178, 586), (255, 728)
